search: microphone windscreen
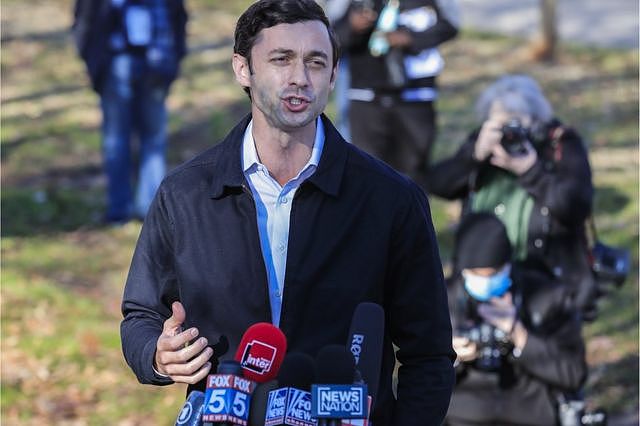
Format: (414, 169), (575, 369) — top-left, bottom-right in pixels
(315, 344), (355, 384)
(216, 359), (242, 375)
(234, 322), (287, 383)
(346, 302), (384, 408)
(277, 352), (316, 390)
(248, 380), (278, 426)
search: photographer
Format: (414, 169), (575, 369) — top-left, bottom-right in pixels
(446, 213), (587, 426)
(332, 0), (459, 184)
(427, 74), (596, 316)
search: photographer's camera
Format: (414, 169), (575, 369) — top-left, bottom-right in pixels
(501, 119), (529, 156)
(458, 322), (512, 372)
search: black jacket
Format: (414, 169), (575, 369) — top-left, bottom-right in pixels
(334, 0), (458, 92)
(427, 120), (596, 313)
(446, 267), (587, 425)
(72, 0), (188, 93)
(120, 114), (455, 425)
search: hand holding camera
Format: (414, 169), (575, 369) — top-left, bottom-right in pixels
(477, 293), (528, 351)
(474, 118), (538, 175)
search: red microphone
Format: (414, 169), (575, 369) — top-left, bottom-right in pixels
(234, 322), (287, 383)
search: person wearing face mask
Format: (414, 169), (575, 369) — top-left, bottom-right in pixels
(445, 212), (587, 426)
(426, 74), (596, 318)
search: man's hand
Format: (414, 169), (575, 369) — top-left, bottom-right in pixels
(154, 301), (213, 384)
(386, 30), (412, 48)
(452, 336), (478, 364)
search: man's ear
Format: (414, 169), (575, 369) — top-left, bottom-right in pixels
(232, 53), (251, 88)
(329, 63), (338, 91)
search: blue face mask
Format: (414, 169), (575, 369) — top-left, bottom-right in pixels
(463, 265), (512, 302)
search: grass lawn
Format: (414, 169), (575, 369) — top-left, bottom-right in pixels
(1, 1), (637, 424)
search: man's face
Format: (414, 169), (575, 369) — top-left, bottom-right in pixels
(233, 21), (336, 132)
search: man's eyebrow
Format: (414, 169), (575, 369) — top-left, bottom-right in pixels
(267, 48), (329, 60)
(268, 48), (295, 56)
(306, 50), (329, 60)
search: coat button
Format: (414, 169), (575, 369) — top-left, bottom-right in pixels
(541, 206), (549, 216)
(534, 238), (543, 248)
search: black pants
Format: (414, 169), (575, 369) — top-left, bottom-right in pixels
(349, 98), (436, 189)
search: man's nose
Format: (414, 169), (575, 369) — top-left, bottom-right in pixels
(288, 59), (310, 87)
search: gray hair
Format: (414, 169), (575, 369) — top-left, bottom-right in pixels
(474, 74), (554, 125)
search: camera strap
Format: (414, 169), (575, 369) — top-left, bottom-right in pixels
(549, 125), (566, 163)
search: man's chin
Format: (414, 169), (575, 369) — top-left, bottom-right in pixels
(278, 112), (318, 131)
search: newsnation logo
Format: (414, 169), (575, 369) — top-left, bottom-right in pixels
(239, 339), (277, 376)
(311, 384), (367, 419)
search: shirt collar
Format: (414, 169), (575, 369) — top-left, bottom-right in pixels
(210, 114), (346, 199)
(242, 116), (324, 174)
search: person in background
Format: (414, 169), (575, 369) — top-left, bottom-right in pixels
(445, 212), (587, 426)
(333, 0), (459, 186)
(427, 74), (596, 318)
(320, 0), (353, 140)
(72, 0), (188, 223)
(119, 1), (455, 424)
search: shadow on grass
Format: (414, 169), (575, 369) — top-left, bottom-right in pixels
(2, 99), (251, 238)
(1, 187), (101, 237)
(587, 353), (640, 413)
(594, 185), (631, 215)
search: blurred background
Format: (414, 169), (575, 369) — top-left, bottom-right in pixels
(1, 0), (638, 424)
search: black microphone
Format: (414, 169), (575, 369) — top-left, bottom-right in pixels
(175, 391), (205, 426)
(202, 360), (256, 426)
(264, 352), (317, 425)
(346, 302), (384, 413)
(248, 380), (278, 426)
(311, 345), (367, 426)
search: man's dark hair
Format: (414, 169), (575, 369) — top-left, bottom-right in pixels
(234, 0), (340, 97)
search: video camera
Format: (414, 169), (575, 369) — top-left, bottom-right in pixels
(585, 215), (631, 305)
(558, 394), (608, 426)
(591, 241), (630, 291)
(457, 322), (512, 372)
(500, 119), (530, 156)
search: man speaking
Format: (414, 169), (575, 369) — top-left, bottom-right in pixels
(120, 1), (454, 424)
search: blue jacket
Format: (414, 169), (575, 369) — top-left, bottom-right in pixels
(120, 114), (455, 425)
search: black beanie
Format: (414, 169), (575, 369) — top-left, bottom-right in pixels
(455, 212), (512, 269)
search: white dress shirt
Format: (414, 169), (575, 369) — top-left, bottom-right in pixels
(241, 117), (325, 326)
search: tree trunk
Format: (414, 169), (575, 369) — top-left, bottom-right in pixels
(539, 0), (558, 61)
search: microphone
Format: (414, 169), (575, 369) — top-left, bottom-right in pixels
(202, 360), (256, 425)
(175, 391), (205, 426)
(234, 322), (288, 383)
(311, 345), (368, 426)
(346, 302), (384, 413)
(264, 352), (317, 426)
(248, 380), (278, 426)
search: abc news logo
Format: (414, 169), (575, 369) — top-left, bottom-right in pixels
(240, 339), (277, 376)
